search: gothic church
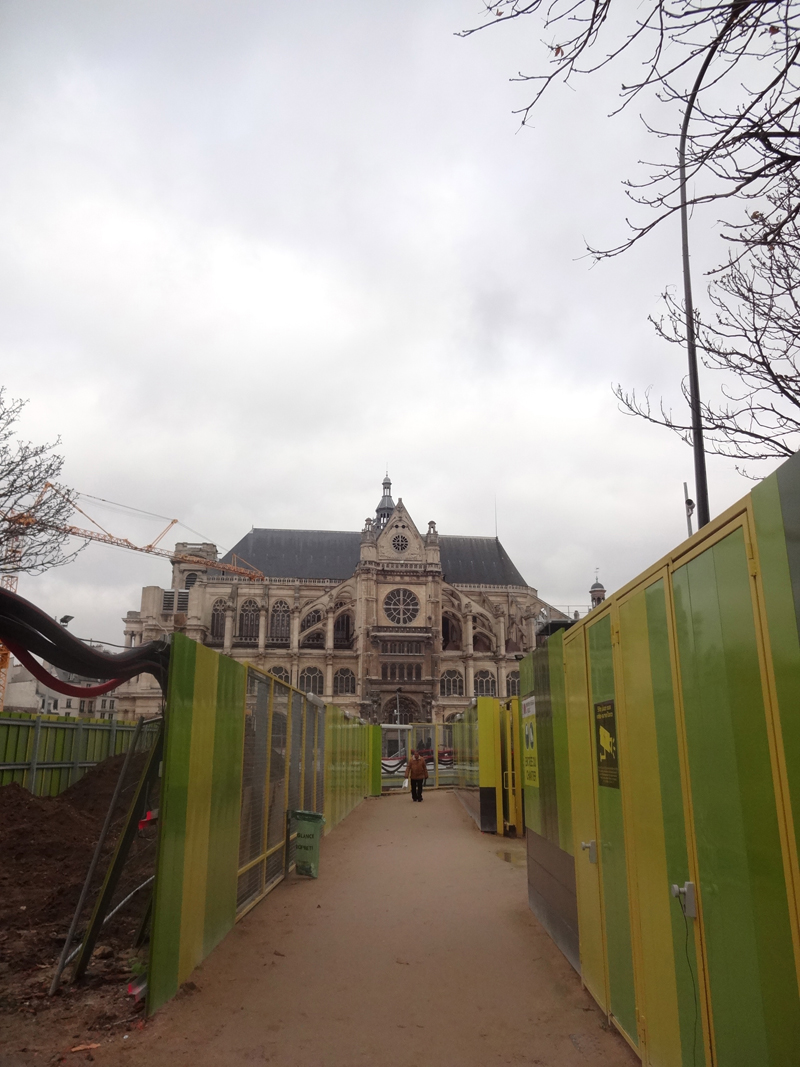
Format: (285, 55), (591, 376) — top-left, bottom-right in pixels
(118, 479), (565, 721)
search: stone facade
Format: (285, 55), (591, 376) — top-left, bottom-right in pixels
(116, 481), (566, 721)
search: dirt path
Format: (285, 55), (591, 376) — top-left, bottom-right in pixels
(8, 790), (638, 1066)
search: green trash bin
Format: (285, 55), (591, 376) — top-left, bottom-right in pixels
(291, 810), (326, 878)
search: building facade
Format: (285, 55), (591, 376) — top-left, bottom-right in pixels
(117, 479), (567, 721)
(5, 659), (119, 718)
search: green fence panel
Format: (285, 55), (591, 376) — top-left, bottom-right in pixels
(148, 635), (246, 1015)
(0, 713), (141, 797)
(586, 613), (637, 1047)
(673, 529), (800, 1066)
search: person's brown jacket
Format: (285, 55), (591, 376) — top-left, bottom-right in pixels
(406, 754), (429, 780)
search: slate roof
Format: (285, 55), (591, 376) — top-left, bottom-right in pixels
(220, 530), (361, 582)
(439, 536), (528, 588)
(219, 529), (529, 587)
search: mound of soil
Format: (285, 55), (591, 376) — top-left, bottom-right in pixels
(60, 751), (147, 816)
(0, 750), (157, 1023)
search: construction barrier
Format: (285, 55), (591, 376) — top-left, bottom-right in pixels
(452, 698), (522, 835)
(324, 704), (371, 831)
(147, 634), (371, 1015)
(521, 449), (800, 1065)
(0, 711), (153, 797)
(378, 722), (456, 792)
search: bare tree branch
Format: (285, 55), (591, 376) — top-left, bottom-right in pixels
(615, 175), (800, 469)
(461, 2), (800, 257)
(0, 389), (83, 575)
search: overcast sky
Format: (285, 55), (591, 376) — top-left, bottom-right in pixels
(1, 1), (775, 645)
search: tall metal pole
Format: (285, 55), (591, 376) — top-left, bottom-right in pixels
(679, 105), (710, 528)
(676, 15), (737, 530)
(395, 686), (402, 760)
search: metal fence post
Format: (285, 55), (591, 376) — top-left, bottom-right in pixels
(26, 715), (42, 795)
(71, 720), (84, 786)
(49, 716), (145, 995)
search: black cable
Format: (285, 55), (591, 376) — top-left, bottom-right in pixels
(77, 493), (215, 544)
(0, 587), (170, 691)
(681, 902), (699, 1067)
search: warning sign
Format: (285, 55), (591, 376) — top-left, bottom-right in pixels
(521, 696), (539, 787)
(594, 700), (619, 788)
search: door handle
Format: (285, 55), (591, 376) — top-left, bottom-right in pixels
(581, 840), (597, 864)
(671, 881), (697, 919)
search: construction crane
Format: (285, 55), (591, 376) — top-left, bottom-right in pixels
(6, 482), (266, 581)
(0, 485), (265, 707)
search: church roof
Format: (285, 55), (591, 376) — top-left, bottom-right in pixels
(221, 530), (360, 582)
(219, 529), (529, 587)
(439, 536), (527, 587)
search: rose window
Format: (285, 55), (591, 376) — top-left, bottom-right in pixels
(383, 588), (420, 625)
(392, 534), (409, 553)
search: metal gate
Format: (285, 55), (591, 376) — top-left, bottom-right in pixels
(236, 670), (324, 918)
(380, 723), (457, 791)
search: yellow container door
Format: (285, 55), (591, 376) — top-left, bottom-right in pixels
(564, 628), (608, 1011)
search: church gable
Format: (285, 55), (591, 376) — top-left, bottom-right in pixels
(375, 500), (425, 562)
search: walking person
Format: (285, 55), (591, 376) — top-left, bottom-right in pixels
(406, 749), (428, 802)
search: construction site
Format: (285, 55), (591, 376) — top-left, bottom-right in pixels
(1, 446), (800, 1067)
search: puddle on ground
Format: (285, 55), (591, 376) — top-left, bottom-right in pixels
(496, 849), (527, 869)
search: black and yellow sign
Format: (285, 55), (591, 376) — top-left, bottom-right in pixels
(594, 700), (619, 788)
(521, 696), (538, 787)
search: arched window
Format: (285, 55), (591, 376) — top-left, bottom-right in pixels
(184, 572), (198, 589)
(210, 599), (226, 641)
(301, 629), (324, 647)
(381, 694), (420, 725)
(299, 667), (324, 696)
(442, 615), (462, 651)
(333, 668), (356, 696)
(239, 599), (260, 642)
(506, 671), (520, 698)
(333, 612), (353, 649)
(439, 669), (464, 697)
(267, 665), (290, 683)
(390, 663), (397, 681)
(474, 670), (496, 697)
(301, 608), (323, 632)
(415, 664), (422, 682)
(270, 600), (290, 642)
(382, 663), (388, 680)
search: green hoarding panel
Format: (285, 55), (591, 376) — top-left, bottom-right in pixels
(520, 652), (534, 699)
(549, 630), (572, 855)
(587, 614), (637, 1046)
(753, 466), (800, 874)
(203, 653), (246, 958)
(148, 635), (196, 1014)
(673, 529), (800, 1065)
(643, 580), (702, 1065)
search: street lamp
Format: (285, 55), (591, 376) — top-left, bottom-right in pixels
(676, 14), (740, 529)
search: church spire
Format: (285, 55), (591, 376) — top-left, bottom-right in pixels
(375, 473), (395, 530)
